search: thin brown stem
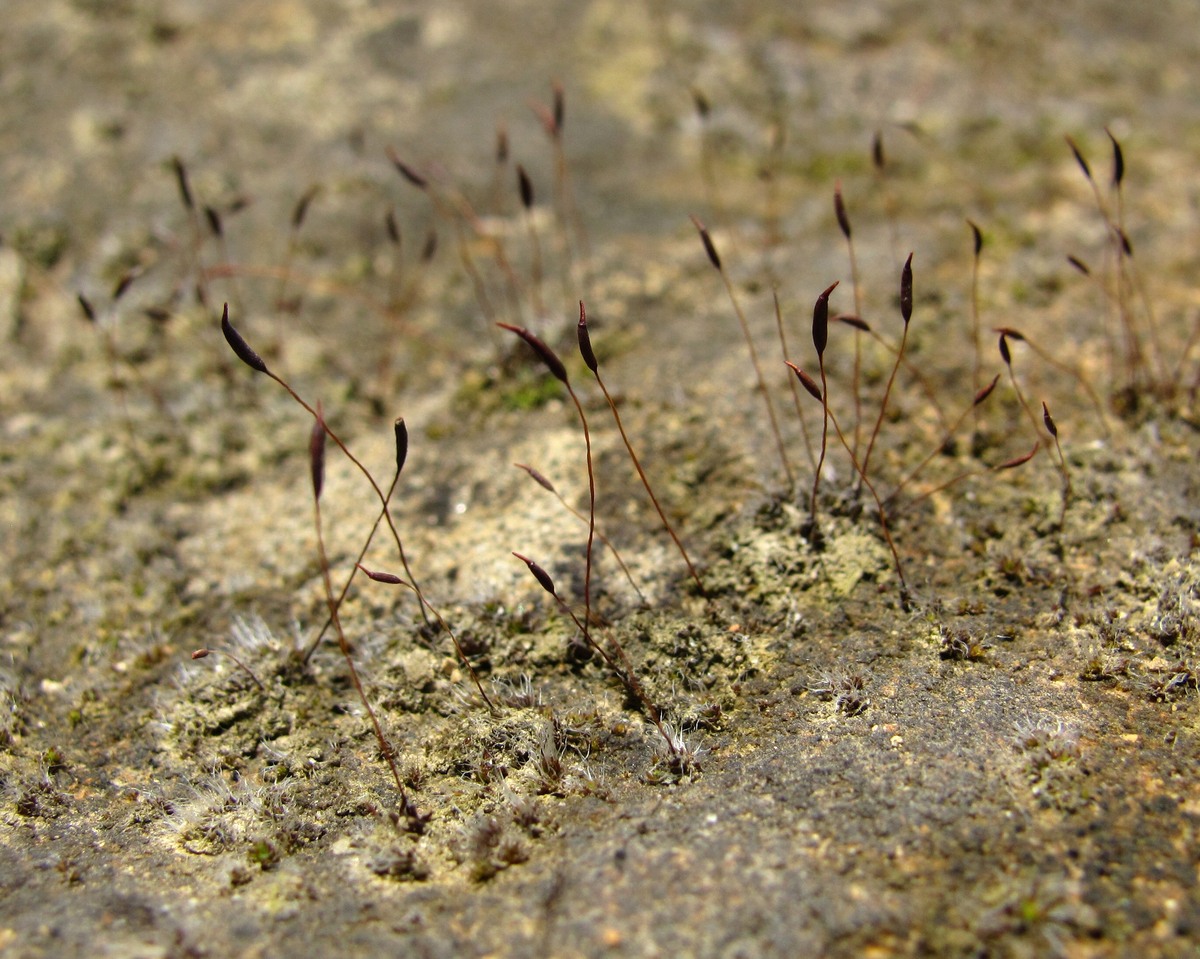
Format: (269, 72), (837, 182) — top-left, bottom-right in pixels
(387, 149), (512, 323)
(514, 463), (648, 606)
(168, 156), (216, 317)
(967, 220), (984, 440)
(994, 326), (1110, 438)
(190, 647), (265, 692)
(834, 314), (951, 435)
(1042, 402), (1072, 530)
(814, 358), (830, 531)
(1067, 134), (1161, 391)
(272, 185), (320, 339)
(512, 553), (675, 758)
(890, 443), (1040, 518)
(357, 566), (495, 712)
(787, 361), (908, 604)
(220, 308), (441, 663)
(827, 405), (909, 603)
(859, 253), (913, 494)
(496, 323), (597, 630)
(999, 334), (1045, 446)
(835, 182), (865, 455)
(303, 459), (431, 665)
(310, 415), (424, 830)
(268, 381), (433, 641)
(532, 83), (590, 291)
(691, 216), (794, 487)
(567, 385), (598, 628)
(516, 165), (545, 316)
(577, 303), (706, 596)
(807, 283), (839, 536)
(773, 291), (817, 471)
(871, 131), (901, 269)
(883, 375), (1000, 509)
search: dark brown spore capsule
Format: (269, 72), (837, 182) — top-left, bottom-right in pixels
(112, 269), (138, 301)
(577, 301), (598, 374)
(393, 418), (409, 476)
(421, 229), (438, 262)
(497, 323), (569, 384)
(690, 215), (722, 271)
(1065, 136), (1093, 181)
(1106, 127), (1124, 186)
(994, 326), (1026, 342)
(385, 209), (400, 245)
(999, 334), (1012, 367)
(513, 552), (557, 596)
(1067, 255), (1091, 276)
(171, 156), (194, 211)
(220, 304), (270, 375)
(358, 565), (405, 585)
(692, 87), (711, 119)
(834, 183), (852, 240)
(872, 130), (885, 170)
(386, 149), (428, 190)
(191, 649), (211, 660)
(968, 219), (983, 257)
(836, 313), (871, 332)
(1041, 401), (1059, 438)
(900, 252), (914, 325)
(786, 362), (823, 401)
(310, 411), (327, 501)
(517, 165), (534, 210)
(495, 124), (509, 164)
(552, 81), (565, 133)
(997, 444), (1039, 470)
(812, 281), (839, 357)
(974, 374), (1001, 406)
(204, 205), (223, 238)
(515, 463), (556, 493)
(292, 186), (320, 230)
(77, 294), (97, 323)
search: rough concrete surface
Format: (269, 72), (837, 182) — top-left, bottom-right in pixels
(1, 1), (1199, 957)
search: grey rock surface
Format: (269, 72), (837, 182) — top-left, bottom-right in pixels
(2, 2), (1198, 957)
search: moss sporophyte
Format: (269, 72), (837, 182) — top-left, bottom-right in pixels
(181, 108), (1198, 849)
